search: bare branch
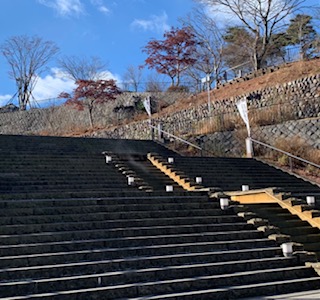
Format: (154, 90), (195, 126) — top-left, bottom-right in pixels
(57, 55), (107, 81)
(196, 0), (306, 69)
(0, 35), (59, 110)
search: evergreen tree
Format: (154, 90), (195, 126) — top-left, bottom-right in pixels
(286, 14), (318, 60)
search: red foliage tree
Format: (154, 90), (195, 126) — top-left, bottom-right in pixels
(143, 26), (197, 87)
(59, 79), (121, 128)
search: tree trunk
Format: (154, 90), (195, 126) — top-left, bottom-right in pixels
(88, 107), (94, 128)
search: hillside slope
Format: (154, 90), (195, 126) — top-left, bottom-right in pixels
(160, 58), (320, 115)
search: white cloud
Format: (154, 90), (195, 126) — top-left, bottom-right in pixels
(0, 68), (121, 108)
(90, 0), (110, 15)
(38, 0), (85, 17)
(31, 68), (121, 106)
(131, 11), (170, 34)
(32, 68), (76, 102)
(0, 95), (13, 107)
(97, 70), (121, 82)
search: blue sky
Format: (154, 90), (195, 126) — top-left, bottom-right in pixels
(0, 0), (318, 107)
(0, 0), (196, 106)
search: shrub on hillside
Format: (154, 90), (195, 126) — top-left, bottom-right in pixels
(166, 85), (189, 93)
(273, 136), (320, 167)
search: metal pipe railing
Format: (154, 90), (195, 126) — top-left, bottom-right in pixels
(250, 138), (320, 170)
(150, 124), (203, 155)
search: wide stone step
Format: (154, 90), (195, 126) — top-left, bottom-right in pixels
(0, 190), (152, 200)
(0, 238), (278, 268)
(1, 265), (317, 300)
(0, 183), (135, 193)
(0, 222), (255, 245)
(280, 226), (320, 236)
(0, 228), (264, 247)
(0, 236), (277, 258)
(0, 212), (240, 228)
(228, 276), (320, 299)
(0, 208), (233, 226)
(0, 163), (106, 170)
(291, 233), (320, 243)
(0, 194), (210, 208)
(0, 201), (219, 217)
(0, 168), (112, 176)
(0, 176), (119, 184)
(0, 247), (282, 282)
(0, 215), (248, 234)
(127, 277), (320, 300)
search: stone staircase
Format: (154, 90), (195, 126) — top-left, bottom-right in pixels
(166, 156), (320, 200)
(0, 135), (178, 199)
(242, 202), (320, 259)
(0, 194), (319, 299)
(0, 134), (320, 299)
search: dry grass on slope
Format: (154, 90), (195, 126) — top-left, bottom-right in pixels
(159, 58), (320, 116)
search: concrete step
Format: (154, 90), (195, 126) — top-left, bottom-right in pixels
(0, 238), (279, 268)
(0, 195), (210, 208)
(0, 201), (219, 217)
(0, 212), (240, 228)
(0, 264), (311, 298)
(0, 247), (283, 282)
(279, 226), (320, 236)
(0, 190), (150, 200)
(0, 236), (277, 257)
(291, 233), (320, 244)
(1, 266), (318, 300)
(0, 228), (265, 248)
(0, 208), (235, 227)
(0, 222), (256, 245)
(0, 218), (250, 235)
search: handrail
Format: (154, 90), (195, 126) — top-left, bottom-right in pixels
(250, 138), (320, 169)
(150, 124), (203, 154)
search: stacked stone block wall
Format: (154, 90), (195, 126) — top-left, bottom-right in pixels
(0, 73), (319, 157)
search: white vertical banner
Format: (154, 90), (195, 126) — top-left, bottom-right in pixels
(236, 98), (251, 137)
(143, 96), (151, 117)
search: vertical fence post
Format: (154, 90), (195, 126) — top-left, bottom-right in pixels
(289, 157), (293, 172)
(157, 122), (162, 142)
(246, 137), (253, 158)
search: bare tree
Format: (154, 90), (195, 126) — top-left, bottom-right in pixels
(57, 55), (107, 81)
(122, 65), (143, 92)
(180, 7), (225, 88)
(197, 0), (305, 70)
(145, 72), (166, 92)
(1, 35), (59, 110)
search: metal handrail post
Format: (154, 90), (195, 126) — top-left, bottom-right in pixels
(150, 125), (203, 154)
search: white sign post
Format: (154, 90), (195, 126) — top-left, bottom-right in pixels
(143, 96), (153, 139)
(236, 99), (253, 158)
(143, 96), (151, 117)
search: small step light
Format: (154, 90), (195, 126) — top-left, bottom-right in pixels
(242, 185), (249, 191)
(128, 177), (135, 185)
(281, 242), (293, 257)
(105, 155), (112, 163)
(166, 185), (173, 192)
(168, 157), (174, 163)
(195, 177), (202, 184)
(306, 196), (315, 206)
(220, 198), (229, 210)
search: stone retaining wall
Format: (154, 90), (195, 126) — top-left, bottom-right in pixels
(194, 118), (320, 157)
(93, 73), (320, 156)
(0, 73), (319, 158)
